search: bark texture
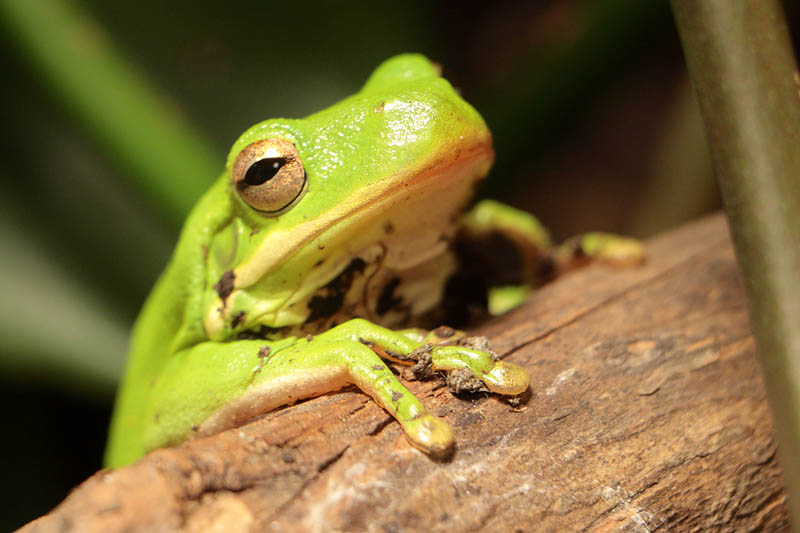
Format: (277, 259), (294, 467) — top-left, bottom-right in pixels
(21, 214), (789, 532)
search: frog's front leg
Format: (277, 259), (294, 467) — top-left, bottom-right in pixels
(321, 319), (530, 396)
(137, 335), (451, 457)
(306, 319), (529, 454)
(143, 320), (528, 460)
(455, 199), (645, 316)
(248, 335), (457, 456)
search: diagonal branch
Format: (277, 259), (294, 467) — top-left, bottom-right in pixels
(19, 215), (790, 532)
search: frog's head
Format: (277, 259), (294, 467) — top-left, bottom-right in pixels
(202, 54), (493, 340)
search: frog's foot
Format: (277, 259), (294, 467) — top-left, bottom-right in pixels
(487, 285), (531, 316)
(402, 414), (454, 457)
(482, 360), (531, 395)
(311, 319), (529, 454)
(342, 343), (456, 457)
(396, 330), (529, 396)
(556, 232), (645, 270)
(420, 341), (530, 397)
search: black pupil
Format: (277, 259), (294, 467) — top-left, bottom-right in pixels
(244, 158), (286, 186)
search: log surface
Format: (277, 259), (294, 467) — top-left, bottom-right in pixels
(21, 214), (790, 532)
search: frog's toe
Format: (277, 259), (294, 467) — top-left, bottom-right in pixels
(583, 233), (645, 266)
(403, 414), (454, 457)
(482, 360), (530, 395)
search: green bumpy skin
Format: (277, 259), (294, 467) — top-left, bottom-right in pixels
(104, 54), (533, 468)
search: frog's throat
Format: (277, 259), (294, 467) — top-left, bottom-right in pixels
(204, 136), (492, 338)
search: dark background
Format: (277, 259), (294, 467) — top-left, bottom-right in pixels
(1, 1), (796, 529)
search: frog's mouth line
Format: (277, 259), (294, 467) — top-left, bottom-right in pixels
(234, 137), (494, 289)
(203, 136), (493, 338)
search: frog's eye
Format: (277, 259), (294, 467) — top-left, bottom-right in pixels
(232, 139), (307, 215)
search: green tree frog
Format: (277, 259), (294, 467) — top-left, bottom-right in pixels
(105, 54), (642, 468)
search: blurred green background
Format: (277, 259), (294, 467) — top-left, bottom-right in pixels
(0, 0), (795, 529)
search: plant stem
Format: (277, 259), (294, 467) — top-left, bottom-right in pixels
(671, 0), (800, 526)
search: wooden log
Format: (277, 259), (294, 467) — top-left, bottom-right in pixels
(20, 214), (790, 532)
